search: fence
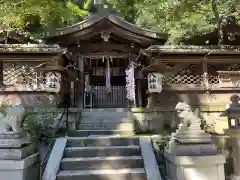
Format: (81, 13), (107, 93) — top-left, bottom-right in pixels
(89, 86), (127, 108)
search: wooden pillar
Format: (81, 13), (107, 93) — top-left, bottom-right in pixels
(202, 58), (210, 102)
(77, 55), (85, 108)
(136, 70), (143, 107)
(202, 59), (209, 89)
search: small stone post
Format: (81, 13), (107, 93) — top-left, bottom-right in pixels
(164, 102), (225, 180)
(223, 94), (240, 180)
(0, 104), (39, 180)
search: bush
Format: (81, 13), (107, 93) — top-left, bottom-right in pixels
(0, 100), (9, 115)
(23, 108), (58, 146)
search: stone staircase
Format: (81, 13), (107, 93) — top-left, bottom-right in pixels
(43, 109), (161, 180)
(56, 136), (147, 180)
(73, 108), (134, 136)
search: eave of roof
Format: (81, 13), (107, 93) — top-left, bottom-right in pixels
(0, 44), (65, 54)
(44, 11), (167, 41)
(143, 45), (240, 55)
(0, 29), (37, 43)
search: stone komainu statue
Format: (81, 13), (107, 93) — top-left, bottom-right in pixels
(175, 102), (201, 132)
(0, 104), (25, 133)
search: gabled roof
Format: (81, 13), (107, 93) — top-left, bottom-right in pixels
(44, 10), (167, 46)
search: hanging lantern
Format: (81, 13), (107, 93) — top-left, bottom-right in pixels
(36, 63), (64, 93)
(147, 72), (163, 93)
(43, 71), (62, 93)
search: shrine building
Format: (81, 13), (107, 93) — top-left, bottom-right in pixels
(0, 1), (240, 120)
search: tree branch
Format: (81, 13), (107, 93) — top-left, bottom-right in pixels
(211, 0), (219, 20)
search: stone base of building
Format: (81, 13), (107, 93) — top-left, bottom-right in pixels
(0, 153), (39, 180)
(228, 174), (240, 180)
(164, 151), (226, 180)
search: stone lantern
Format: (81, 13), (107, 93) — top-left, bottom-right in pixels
(222, 94), (240, 180)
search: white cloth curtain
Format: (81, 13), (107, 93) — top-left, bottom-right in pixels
(105, 56), (111, 93)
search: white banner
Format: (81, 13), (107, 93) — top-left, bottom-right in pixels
(105, 57), (111, 93)
(125, 64), (135, 101)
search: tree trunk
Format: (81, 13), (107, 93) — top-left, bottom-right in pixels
(211, 0), (224, 45)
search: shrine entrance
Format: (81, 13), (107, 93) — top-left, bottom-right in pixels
(44, 0), (166, 109)
(84, 56), (128, 108)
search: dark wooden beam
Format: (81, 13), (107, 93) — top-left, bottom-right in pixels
(73, 43), (140, 53)
(111, 27), (150, 45)
(141, 58), (191, 76)
(81, 52), (128, 58)
(84, 58), (91, 72)
(153, 55), (240, 63)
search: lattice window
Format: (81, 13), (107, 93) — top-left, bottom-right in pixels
(163, 64), (203, 85)
(3, 63), (39, 88)
(207, 64), (240, 84)
(207, 65), (219, 84)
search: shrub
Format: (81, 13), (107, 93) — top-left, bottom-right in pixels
(23, 108), (58, 146)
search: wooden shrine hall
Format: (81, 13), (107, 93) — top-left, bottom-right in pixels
(44, 0), (166, 109)
(44, 0), (240, 109)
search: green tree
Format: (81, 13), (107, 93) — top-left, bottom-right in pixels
(1, 0), (240, 44)
(0, 0), (89, 38)
(106, 0), (139, 23)
(135, 0), (240, 44)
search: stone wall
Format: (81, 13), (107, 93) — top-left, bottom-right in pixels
(132, 107), (228, 134)
(147, 91), (239, 107)
(144, 91), (238, 133)
(0, 92), (58, 106)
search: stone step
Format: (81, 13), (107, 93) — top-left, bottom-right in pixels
(82, 108), (128, 112)
(67, 136), (139, 147)
(78, 119), (131, 123)
(77, 123), (133, 130)
(68, 130), (133, 137)
(64, 145), (141, 158)
(80, 116), (125, 120)
(77, 124), (118, 130)
(56, 168), (146, 180)
(60, 156), (143, 170)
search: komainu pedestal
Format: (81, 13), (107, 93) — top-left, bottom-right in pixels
(0, 104), (39, 180)
(164, 102), (226, 180)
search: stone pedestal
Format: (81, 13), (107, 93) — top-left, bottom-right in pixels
(164, 152), (225, 180)
(0, 132), (39, 180)
(164, 121), (226, 180)
(225, 129), (240, 180)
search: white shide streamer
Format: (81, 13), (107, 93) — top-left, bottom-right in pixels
(105, 56), (111, 93)
(125, 63), (135, 101)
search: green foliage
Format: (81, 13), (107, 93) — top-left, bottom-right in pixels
(134, 0), (240, 44)
(0, 0), (89, 38)
(23, 108), (59, 146)
(0, 101), (9, 115)
(152, 135), (170, 151)
(0, 0), (240, 44)
(107, 0), (139, 23)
